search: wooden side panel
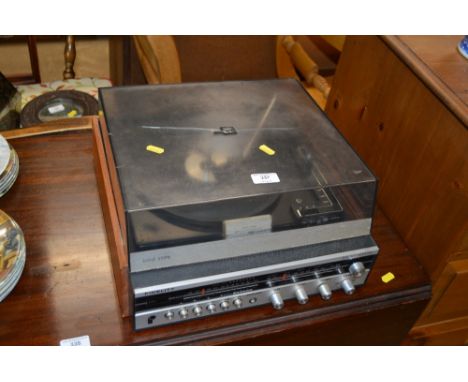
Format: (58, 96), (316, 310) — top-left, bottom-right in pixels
(92, 117), (130, 317)
(383, 36), (468, 127)
(406, 315), (468, 345)
(416, 260), (468, 325)
(420, 329), (468, 345)
(109, 36), (147, 86)
(98, 116), (127, 246)
(326, 36), (468, 282)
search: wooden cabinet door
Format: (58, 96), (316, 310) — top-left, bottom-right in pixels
(406, 316), (468, 345)
(424, 327), (468, 345)
(418, 260), (468, 325)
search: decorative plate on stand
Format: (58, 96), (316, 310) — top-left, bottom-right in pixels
(20, 90), (99, 127)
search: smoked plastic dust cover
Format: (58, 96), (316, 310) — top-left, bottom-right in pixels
(99, 79), (377, 253)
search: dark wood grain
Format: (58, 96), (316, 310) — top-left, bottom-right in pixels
(27, 36), (41, 84)
(1, 117), (92, 140)
(108, 36), (147, 86)
(0, 118), (430, 345)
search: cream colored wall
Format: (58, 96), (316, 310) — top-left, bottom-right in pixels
(0, 37), (110, 82)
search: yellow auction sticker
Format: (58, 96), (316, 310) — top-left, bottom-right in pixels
(381, 272), (395, 283)
(259, 144), (275, 156)
(146, 145), (165, 155)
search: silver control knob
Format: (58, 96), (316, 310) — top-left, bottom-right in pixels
(179, 308), (188, 318)
(318, 283), (332, 300)
(341, 278), (356, 295)
(165, 311), (174, 320)
(193, 306), (202, 316)
(294, 285), (309, 304)
(270, 290), (284, 310)
(233, 298), (243, 308)
(206, 303), (216, 313)
(220, 301), (230, 310)
(349, 261), (365, 278)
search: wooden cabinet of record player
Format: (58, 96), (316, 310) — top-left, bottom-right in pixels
(325, 35), (468, 345)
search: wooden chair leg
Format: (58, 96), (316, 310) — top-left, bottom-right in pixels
(282, 36), (331, 98)
(63, 36), (76, 80)
(27, 36), (41, 83)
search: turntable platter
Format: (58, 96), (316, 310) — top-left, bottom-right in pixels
(165, 193), (280, 224)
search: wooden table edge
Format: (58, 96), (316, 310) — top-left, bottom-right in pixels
(1, 116), (95, 141)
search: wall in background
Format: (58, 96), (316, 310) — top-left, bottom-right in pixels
(0, 36), (110, 82)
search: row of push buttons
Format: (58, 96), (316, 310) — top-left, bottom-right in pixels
(164, 297), (255, 321)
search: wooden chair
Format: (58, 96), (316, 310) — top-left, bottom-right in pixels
(132, 36), (343, 110)
(2, 35), (74, 85)
(1, 36), (41, 85)
(63, 35), (76, 80)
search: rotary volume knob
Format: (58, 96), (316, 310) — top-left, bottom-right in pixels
(349, 262), (365, 278)
(206, 303), (216, 313)
(294, 285), (309, 304)
(233, 298), (243, 308)
(341, 278), (356, 295)
(193, 306), (202, 316)
(179, 308), (189, 318)
(318, 283), (332, 300)
(270, 290), (284, 310)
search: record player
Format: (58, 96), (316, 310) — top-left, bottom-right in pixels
(97, 79), (378, 330)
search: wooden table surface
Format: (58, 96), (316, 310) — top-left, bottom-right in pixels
(0, 120), (431, 345)
(382, 36), (468, 126)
